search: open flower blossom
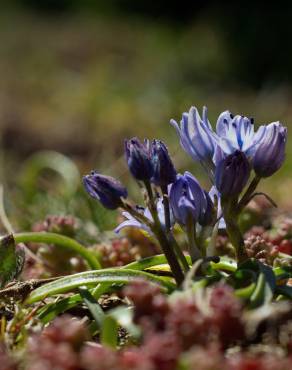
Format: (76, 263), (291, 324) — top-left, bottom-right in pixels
(169, 172), (214, 226)
(170, 106), (216, 171)
(171, 105), (287, 179)
(115, 198), (174, 235)
(214, 111), (267, 157)
(83, 172), (128, 210)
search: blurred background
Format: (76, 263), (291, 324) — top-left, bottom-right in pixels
(1, 1), (292, 230)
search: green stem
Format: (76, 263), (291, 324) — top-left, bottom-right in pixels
(186, 217), (201, 263)
(161, 185), (189, 273)
(224, 215), (247, 263)
(161, 185), (171, 232)
(14, 232), (101, 270)
(237, 175), (261, 212)
(206, 223), (218, 257)
(169, 234), (190, 273)
(144, 181), (184, 286)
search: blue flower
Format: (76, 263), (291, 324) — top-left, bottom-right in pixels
(171, 106), (283, 172)
(215, 150), (250, 198)
(83, 172), (128, 210)
(151, 139), (177, 187)
(125, 137), (153, 181)
(215, 111), (267, 157)
(253, 122), (287, 178)
(169, 172), (214, 226)
(170, 106), (216, 171)
(115, 198), (174, 235)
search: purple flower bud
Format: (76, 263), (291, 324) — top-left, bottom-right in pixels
(83, 172), (127, 210)
(151, 140), (177, 187)
(253, 122), (287, 178)
(215, 151), (250, 197)
(125, 138), (153, 181)
(169, 172), (214, 226)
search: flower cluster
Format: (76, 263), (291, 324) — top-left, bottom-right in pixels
(171, 107), (286, 181)
(83, 104), (287, 282)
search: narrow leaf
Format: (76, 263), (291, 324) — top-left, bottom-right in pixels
(37, 255), (173, 323)
(101, 315), (119, 349)
(79, 287), (105, 327)
(25, 268), (175, 304)
(276, 285), (292, 299)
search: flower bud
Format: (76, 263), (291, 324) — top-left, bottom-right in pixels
(151, 140), (177, 187)
(169, 172), (213, 226)
(83, 172), (127, 210)
(215, 150), (250, 197)
(253, 122), (287, 178)
(125, 138), (153, 181)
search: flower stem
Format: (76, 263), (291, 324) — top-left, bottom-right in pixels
(144, 181), (184, 286)
(161, 185), (189, 273)
(13, 232), (101, 270)
(186, 217), (201, 264)
(206, 223), (219, 257)
(237, 175), (261, 212)
(221, 196), (247, 262)
(224, 217), (247, 262)
(161, 185), (171, 232)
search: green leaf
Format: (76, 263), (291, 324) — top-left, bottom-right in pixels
(79, 287), (105, 327)
(273, 266), (292, 280)
(0, 235), (25, 288)
(38, 283), (111, 324)
(108, 306), (140, 339)
(259, 262), (276, 300)
(25, 268), (175, 304)
(14, 232), (101, 270)
(275, 285), (292, 299)
(125, 255), (176, 270)
(101, 315), (119, 349)
(37, 255), (173, 323)
(250, 273), (266, 308)
(249, 263), (276, 308)
(235, 282), (256, 299)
